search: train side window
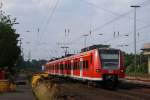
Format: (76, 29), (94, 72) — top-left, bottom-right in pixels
(73, 62), (75, 69)
(83, 61), (85, 69)
(65, 63), (66, 70)
(67, 61), (70, 70)
(58, 64), (59, 70)
(62, 64), (64, 70)
(76, 62), (77, 69)
(85, 60), (89, 69)
(83, 60), (89, 69)
(74, 62), (77, 70)
(67, 62), (68, 70)
(77, 62), (79, 69)
(76, 62), (78, 69)
(68, 61), (70, 70)
(67, 62), (69, 70)
(66, 62), (67, 70)
(60, 64), (63, 70)
(74, 61), (78, 70)
(57, 64), (58, 70)
(71, 61), (74, 70)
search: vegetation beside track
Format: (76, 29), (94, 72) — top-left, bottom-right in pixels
(125, 53), (148, 75)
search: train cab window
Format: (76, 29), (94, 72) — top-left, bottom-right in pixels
(99, 49), (119, 69)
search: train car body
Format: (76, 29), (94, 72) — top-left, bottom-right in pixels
(44, 45), (125, 87)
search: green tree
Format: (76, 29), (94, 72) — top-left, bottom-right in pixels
(125, 53), (148, 74)
(0, 11), (21, 72)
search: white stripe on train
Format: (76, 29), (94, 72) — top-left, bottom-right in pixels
(48, 72), (103, 81)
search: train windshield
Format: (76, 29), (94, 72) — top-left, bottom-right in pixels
(99, 49), (119, 69)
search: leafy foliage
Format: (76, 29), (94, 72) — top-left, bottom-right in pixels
(0, 11), (20, 70)
(17, 58), (47, 72)
(125, 53), (148, 74)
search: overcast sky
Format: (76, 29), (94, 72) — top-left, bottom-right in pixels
(1, 0), (150, 60)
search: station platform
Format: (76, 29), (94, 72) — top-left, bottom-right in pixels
(0, 83), (35, 100)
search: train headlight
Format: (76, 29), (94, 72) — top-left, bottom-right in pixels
(96, 69), (101, 73)
(120, 69), (124, 73)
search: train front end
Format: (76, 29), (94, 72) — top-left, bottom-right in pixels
(98, 49), (125, 88)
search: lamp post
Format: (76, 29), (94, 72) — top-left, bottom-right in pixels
(0, 2), (3, 9)
(130, 5), (140, 74)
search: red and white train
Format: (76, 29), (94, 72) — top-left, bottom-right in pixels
(44, 45), (125, 87)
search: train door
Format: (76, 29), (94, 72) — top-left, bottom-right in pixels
(54, 64), (55, 75)
(71, 60), (74, 77)
(80, 58), (83, 78)
(59, 63), (60, 75)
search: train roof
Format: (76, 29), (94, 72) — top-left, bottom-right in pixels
(45, 44), (120, 65)
(81, 44), (110, 52)
(46, 49), (95, 65)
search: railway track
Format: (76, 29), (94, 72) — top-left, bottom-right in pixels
(84, 80), (150, 99)
(81, 82), (150, 100)
(117, 89), (150, 100)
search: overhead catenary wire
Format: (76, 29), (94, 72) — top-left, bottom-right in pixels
(82, 0), (150, 34)
(67, 5), (132, 46)
(68, 0), (150, 44)
(40, 0), (60, 41)
(39, 0), (150, 59)
(38, 0), (54, 31)
(66, 0), (150, 55)
(37, 0), (61, 59)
